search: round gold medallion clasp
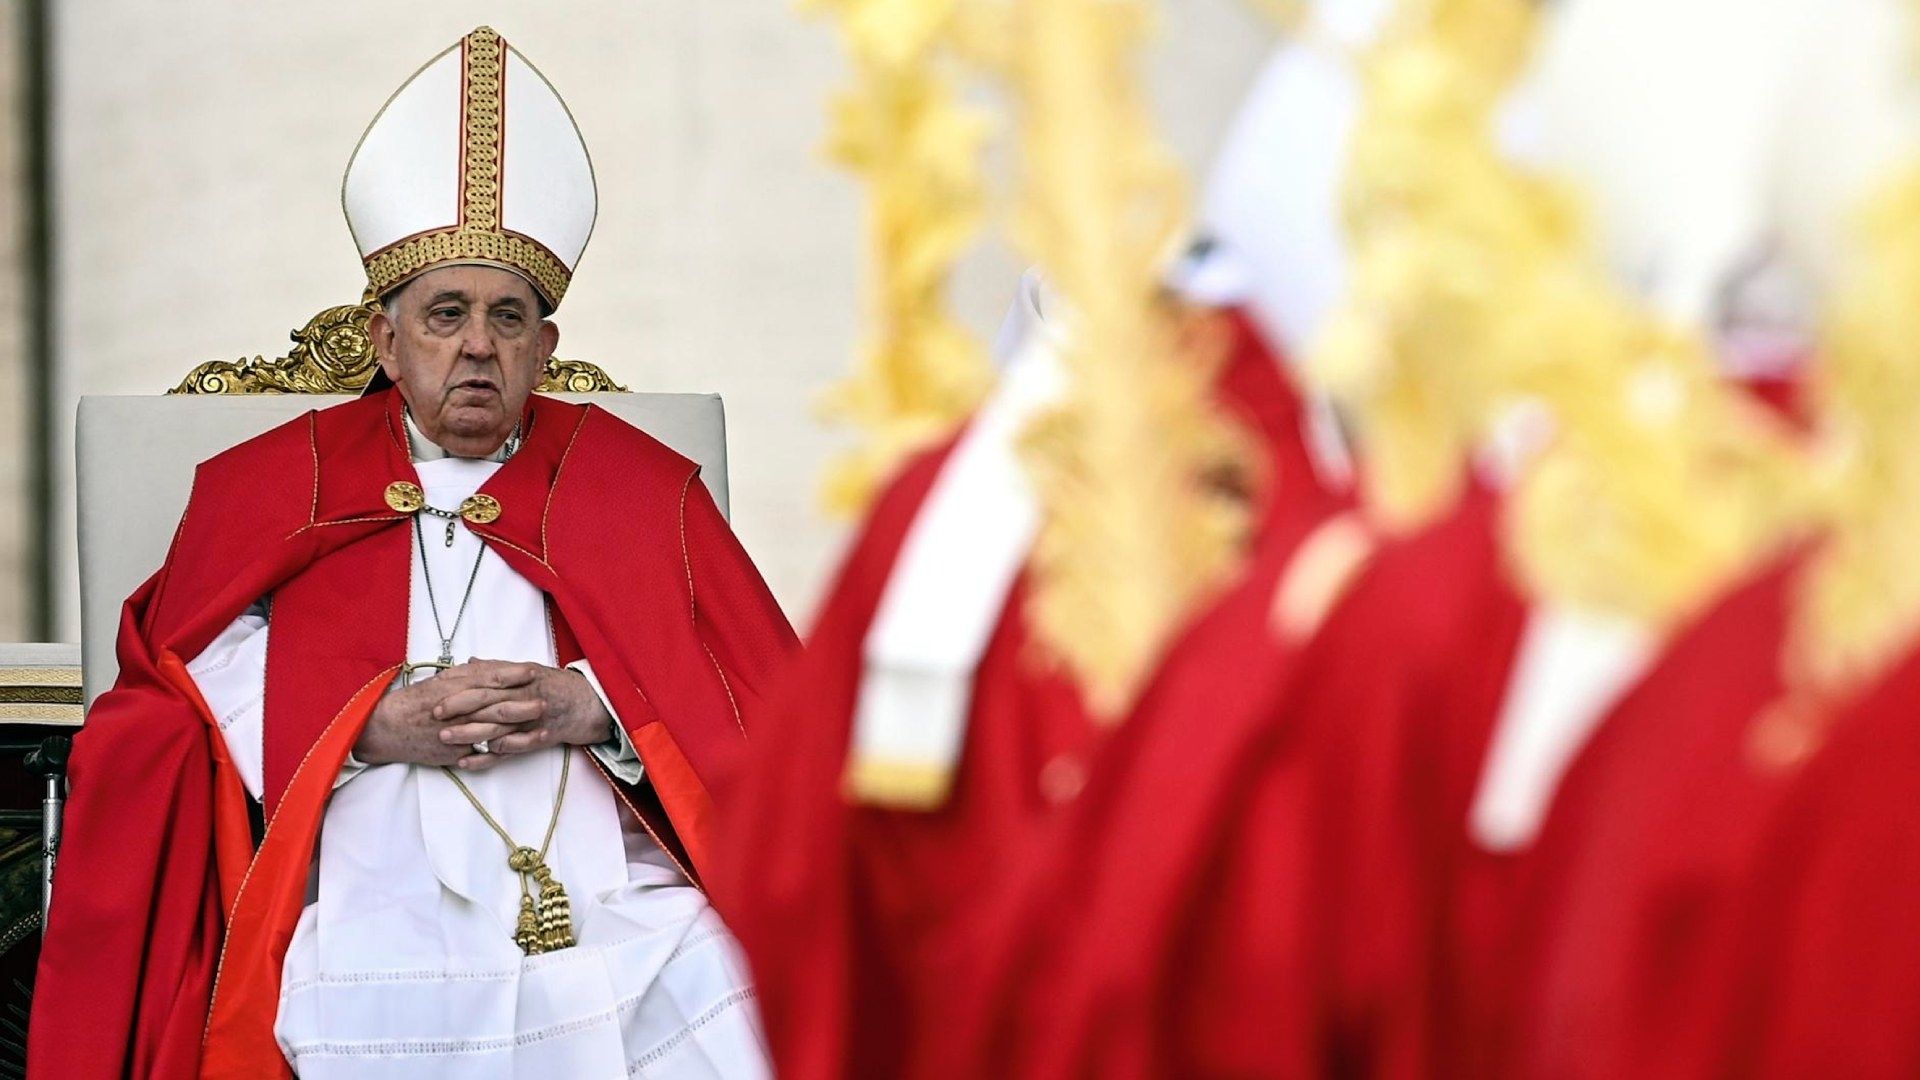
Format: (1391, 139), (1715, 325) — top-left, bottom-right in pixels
(384, 481), (424, 514)
(461, 493), (503, 525)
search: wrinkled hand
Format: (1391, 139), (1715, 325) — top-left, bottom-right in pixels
(353, 659), (614, 772)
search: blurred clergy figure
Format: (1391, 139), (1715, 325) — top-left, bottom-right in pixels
(30, 27), (795, 1079)
(716, 5), (1358, 1070)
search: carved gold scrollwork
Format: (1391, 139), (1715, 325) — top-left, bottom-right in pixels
(171, 302), (379, 394)
(536, 358), (625, 394)
(169, 300), (627, 395)
(539, 358), (627, 394)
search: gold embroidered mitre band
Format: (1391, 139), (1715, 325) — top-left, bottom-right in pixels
(343, 26), (597, 310)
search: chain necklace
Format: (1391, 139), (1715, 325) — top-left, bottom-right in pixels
(414, 516), (487, 667)
(402, 409), (514, 664)
(419, 502), (466, 549)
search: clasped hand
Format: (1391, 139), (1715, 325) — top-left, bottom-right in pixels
(354, 659), (615, 772)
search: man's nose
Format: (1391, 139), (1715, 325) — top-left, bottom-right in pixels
(458, 321), (499, 362)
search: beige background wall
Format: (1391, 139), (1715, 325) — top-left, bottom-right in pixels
(46, 0), (1274, 638)
(0, 15), (23, 641)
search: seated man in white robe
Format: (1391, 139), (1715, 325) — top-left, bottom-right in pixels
(31, 26), (796, 1080)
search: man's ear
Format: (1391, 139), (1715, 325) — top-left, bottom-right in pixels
(369, 307), (401, 382)
(536, 319), (559, 363)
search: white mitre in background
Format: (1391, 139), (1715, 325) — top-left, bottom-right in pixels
(1767, 0), (1920, 294)
(1183, 0), (1395, 359)
(1524, 0), (1918, 330)
(1472, 0), (1920, 851)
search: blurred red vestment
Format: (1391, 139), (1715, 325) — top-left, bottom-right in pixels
(924, 481), (1523, 1079)
(1503, 556), (1808, 1078)
(943, 369), (1826, 1079)
(1702, 569), (1920, 1077)
(716, 309), (1344, 1079)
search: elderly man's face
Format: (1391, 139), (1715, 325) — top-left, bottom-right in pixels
(371, 265), (558, 457)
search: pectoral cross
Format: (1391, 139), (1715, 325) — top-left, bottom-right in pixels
(400, 659), (453, 688)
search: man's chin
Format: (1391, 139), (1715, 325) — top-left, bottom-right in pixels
(437, 410), (512, 449)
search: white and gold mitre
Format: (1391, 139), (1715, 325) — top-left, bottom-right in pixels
(343, 26), (596, 310)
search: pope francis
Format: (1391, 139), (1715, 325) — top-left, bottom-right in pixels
(28, 27), (795, 1080)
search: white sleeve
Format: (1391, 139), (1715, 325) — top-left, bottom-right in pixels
(569, 660), (644, 784)
(185, 600), (367, 797)
(184, 602), (271, 800)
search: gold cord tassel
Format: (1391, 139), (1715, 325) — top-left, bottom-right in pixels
(505, 845), (576, 955)
(535, 865), (575, 952)
(514, 886), (542, 955)
(447, 751), (577, 957)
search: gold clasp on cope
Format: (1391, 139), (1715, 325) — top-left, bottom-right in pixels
(384, 480), (425, 514)
(459, 494), (502, 525)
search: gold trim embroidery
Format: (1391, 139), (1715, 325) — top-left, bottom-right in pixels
(461, 27), (506, 232)
(363, 231), (571, 310)
(678, 471), (746, 737)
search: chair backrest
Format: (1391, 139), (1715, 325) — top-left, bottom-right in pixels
(76, 389), (729, 705)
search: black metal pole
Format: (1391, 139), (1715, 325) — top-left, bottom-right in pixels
(20, 0), (52, 641)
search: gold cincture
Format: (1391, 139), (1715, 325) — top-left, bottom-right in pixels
(384, 481), (426, 514)
(169, 299), (627, 396)
(445, 751), (577, 955)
